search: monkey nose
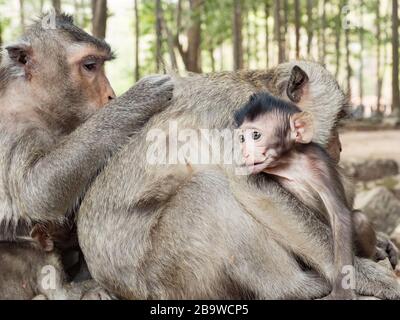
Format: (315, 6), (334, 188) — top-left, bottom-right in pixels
(108, 88), (116, 100)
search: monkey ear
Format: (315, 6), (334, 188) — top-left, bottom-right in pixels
(290, 111), (314, 144)
(5, 42), (33, 74)
(286, 66), (309, 103)
(30, 224), (54, 252)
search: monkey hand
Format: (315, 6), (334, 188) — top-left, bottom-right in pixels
(375, 232), (399, 269)
(124, 74), (174, 112)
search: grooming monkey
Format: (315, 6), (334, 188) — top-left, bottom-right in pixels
(0, 13), (173, 297)
(235, 93), (357, 299)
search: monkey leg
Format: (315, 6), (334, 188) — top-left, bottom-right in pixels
(353, 210), (399, 268)
(225, 239), (331, 299)
(353, 210), (377, 259)
(79, 168), (400, 300)
(79, 169), (332, 300)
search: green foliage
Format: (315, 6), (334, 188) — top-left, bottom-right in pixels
(0, 0), (397, 106)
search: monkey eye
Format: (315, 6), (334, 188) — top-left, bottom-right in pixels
(252, 131), (261, 140)
(239, 134), (245, 143)
(82, 56), (102, 72)
(83, 61), (98, 72)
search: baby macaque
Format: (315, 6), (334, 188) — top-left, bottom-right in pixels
(235, 93), (355, 300)
(0, 224), (107, 300)
(0, 226), (68, 300)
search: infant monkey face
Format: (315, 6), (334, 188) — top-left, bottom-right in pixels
(238, 117), (281, 174)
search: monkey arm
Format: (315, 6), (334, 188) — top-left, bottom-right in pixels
(6, 76), (174, 223)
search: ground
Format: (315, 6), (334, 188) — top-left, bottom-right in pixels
(340, 129), (400, 165)
(340, 128), (400, 283)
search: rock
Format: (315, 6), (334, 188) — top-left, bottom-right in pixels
(382, 116), (400, 128)
(355, 174), (400, 195)
(342, 159), (399, 182)
(390, 224), (400, 251)
(354, 187), (400, 234)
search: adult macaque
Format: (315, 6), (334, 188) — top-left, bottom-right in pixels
(235, 92), (355, 299)
(78, 62), (400, 299)
(0, 13), (173, 298)
(0, 14), (173, 237)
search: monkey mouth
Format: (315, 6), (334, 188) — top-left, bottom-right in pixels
(246, 161), (270, 174)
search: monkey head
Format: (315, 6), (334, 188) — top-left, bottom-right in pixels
(0, 13), (115, 133)
(235, 93), (314, 174)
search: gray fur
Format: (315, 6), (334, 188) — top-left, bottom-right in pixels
(77, 64), (400, 299)
(0, 15), (174, 237)
(0, 240), (112, 300)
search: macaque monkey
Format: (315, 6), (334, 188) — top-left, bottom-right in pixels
(0, 13), (173, 240)
(235, 93), (356, 299)
(0, 224), (109, 300)
(78, 63), (400, 300)
(0, 226), (67, 300)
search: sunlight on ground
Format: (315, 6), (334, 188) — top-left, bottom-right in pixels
(340, 130), (400, 164)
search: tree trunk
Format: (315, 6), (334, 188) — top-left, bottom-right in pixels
(233, 0), (244, 70)
(134, 0), (140, 81)
(220, 42), (224, 71)
(186, 0), (202, 73)
(306, 0), (313, 57)
(264, 0), (270, 68)
(359, 0), (364, 106)
(155, 0), (162, 72)
(392, 0), (400, 117)
(335, 1), (343, 79)
(274, 0), (284, 63)
(174, 0), (202, 72)
(317, 0), (321, 62)
(376, 2), (382, 109)
(0, 13), (3, 49)
(159, 8), (178, 70)
(294, 0), (301, 59)
(345, 24), (351, 98)
(246, 8), (251, 67)
(283, 0), (289, 58)
(321, 0), (327, 64)
(209, 48), (215, 72)
(52, 0), (61, 12)
(91, 0), (108, 39)
(19, 0), (25, 30)
(253, 6), (260, 68)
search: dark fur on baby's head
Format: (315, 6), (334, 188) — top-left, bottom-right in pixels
(234, 92), (301, 127)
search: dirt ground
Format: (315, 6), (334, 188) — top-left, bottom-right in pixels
(340, 129), (400, 164)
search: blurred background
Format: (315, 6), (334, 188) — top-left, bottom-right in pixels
(0, 0), (400, 246)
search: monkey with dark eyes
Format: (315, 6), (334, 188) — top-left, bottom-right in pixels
(235, 92), (358, 300)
